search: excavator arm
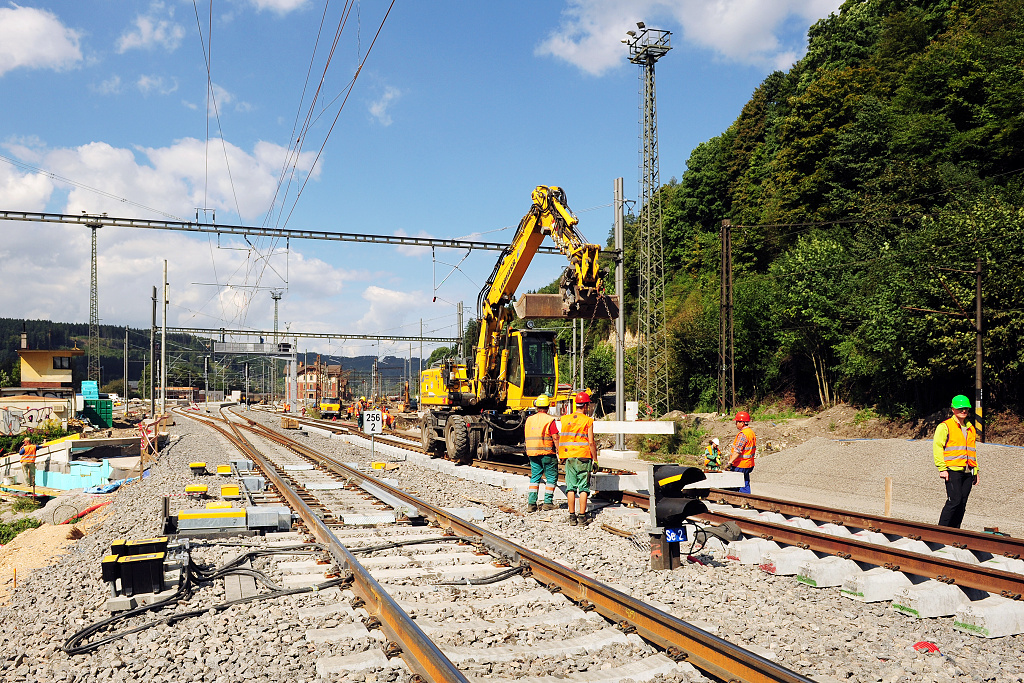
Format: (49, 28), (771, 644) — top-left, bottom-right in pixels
(473, 185), (617, 402)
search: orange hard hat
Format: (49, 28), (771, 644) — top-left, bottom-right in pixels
(735, 411), (751, 423)
(575, 391), (591, 404)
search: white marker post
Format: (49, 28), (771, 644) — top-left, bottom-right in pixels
(364, 409), (384, 460)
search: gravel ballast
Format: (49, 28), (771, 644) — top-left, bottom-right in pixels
(0, 408), (1019, 683)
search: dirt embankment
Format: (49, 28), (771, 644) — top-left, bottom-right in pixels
(689, 403), (1021, 452)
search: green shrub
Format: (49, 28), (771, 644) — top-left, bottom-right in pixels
(853, 407), (877, 425)
(0, 518), (42, 544)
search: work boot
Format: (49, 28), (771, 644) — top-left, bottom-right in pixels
(541, 503), (556, 511)
(569, 513), (578, 526)
(526, 503), (538, 513)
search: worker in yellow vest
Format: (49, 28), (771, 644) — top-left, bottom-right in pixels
(558, 391), (597, 526)
(524, 394), (559, 512)
(728, 411), (756, 493)
(934, 394), (979, 528)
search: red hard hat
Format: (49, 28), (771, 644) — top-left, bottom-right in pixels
(735, 411), (751, 422)
(575, 391), (591, 404)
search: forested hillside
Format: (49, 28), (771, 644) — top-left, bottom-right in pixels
(622, 0), (1023, 418)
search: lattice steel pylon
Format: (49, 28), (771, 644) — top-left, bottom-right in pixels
(626, 24), (671, 417)
(87, 222), (102, 383)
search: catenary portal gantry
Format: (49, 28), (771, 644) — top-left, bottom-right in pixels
(168, 326), (459, 344)
(0, 209), (619, 257)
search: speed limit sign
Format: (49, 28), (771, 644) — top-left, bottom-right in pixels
(363, 410), (384, 435)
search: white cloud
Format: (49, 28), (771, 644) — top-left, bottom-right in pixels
(536, 0), (842, 75)
(248, 0), (308, 14)
(368, 86), (401, 127)
(92, 75), (123, 95)
(137, 74), (178, 95)
(391, 229), (434, 257)
(353, 286), (427, 336)
(0, 160), (54, 210)
(0, 5), (82, 76)
(116, 3), (185, 53)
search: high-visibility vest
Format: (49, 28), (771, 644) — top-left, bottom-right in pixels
(940, 417), (977, 470)
(703, 445), (721, 467)
(525, 412), (556, 457)
(731, 427), (756, 468)
(558, 411), (593, 460)
(20, 444), (37, 465)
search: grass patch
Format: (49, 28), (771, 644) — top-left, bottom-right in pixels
(749, 405), (799, 422)
(11, 497), (42, 513)
(306, 406), (322, 419)
(0, 518), (42, 544)
(853, 407), (877, 426)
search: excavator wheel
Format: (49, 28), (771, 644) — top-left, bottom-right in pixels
(444, 414), (471, 465)
(420, 416), (439, 457)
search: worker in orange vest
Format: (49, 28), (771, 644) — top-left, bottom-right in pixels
(19, 437), (37, 493)
(524, 394), (559, 512)
(934, 394), (979, 528)
(558, 391), (597, 526)
(728, 411), (756, 494)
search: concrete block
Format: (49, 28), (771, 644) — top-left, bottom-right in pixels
(954, 595), (1024, 638)
(889, 537), (935, 556)
(305, 624), (383, 642)
(316, 650), (404, 675)
(816, 523), (854, 538)
(933, 546), (980, 564)
(282, 463), (314, 471)
(443, 506), (486, 522)
(593, 421), (674, 435)
(781, 517), (821, 532)
(725, 538), (779, 565)
(981, 556), (1024, 575)
(698, 471), (745, 489)
(591, 473), (648, 492)
(305, 481), (347, 490)
(105, 595), (137, 612)
(796, 556), (861, 588)
(759, 547), (819, 575)
(757, 511), (788, 524)
(892, 580), (970, 618)
(840, 566), (913, 602)
(850, 530), (890, 547)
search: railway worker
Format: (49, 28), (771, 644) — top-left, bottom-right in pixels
(525, 394), (559, 512)
(702, 437), (722, 472)
(559, 391), (597, 526)
(357, 396), (367, 429)
(934, 394), (979, 528)
(727, 411), (756, 494)
(18, 437), (37, 491)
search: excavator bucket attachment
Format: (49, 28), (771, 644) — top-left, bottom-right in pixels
(513, 293), (619, 320)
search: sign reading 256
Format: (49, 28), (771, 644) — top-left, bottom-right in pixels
(363, 410), (384, 435)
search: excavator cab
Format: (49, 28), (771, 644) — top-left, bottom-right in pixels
(504, 330), (559, 410)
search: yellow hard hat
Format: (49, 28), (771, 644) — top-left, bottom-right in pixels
(360, 396), (366, 401)
(534, 394), (550, 408)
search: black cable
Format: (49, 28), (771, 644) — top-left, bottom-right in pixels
(348, 536), (462, 554)
(433, 566), (526, 586)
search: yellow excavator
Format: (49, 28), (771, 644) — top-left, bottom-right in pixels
(419, 185), (618, 464)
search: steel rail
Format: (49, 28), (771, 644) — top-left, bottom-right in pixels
(705, 489), (1023, 559)
(240, 416), (814, 683)
(181, 409), (470, 683)
(0, 209), (621, 257)
(697, 510), (1024, 599)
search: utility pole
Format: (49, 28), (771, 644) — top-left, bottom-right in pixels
(626, 22), (672, 418)
(123, 328), (128, 398)
(457, 301), (464, 362)
(150, 286), (156, 418)
(87, 220), (102, 383)
(419, 318), (423, 402)
(719, 219), (735, 413)
(272, 290), (282, 405)
(160, 260), (167, 416)
(614, 177), (625, 449)
(204, 355), (209, 412)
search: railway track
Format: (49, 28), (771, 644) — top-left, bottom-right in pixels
(220, 408), (1024, 635)
(174, 406), (817, 683)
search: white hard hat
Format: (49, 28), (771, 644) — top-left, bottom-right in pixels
(711, 437), (719, 446)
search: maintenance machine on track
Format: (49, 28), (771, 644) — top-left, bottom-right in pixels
(419, 185), (618, 464)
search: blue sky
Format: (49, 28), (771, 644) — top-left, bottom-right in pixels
(0, 0), (841, 359)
